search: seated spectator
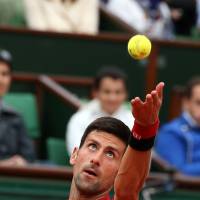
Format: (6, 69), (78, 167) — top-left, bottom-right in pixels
(66, 67), (133, 154)
(24, 0), (99, 34)
(166, 0), (197, 36)
(102, 0), (174, 39)
(155, 77), (200, 176)
(0, 49), (36, 166)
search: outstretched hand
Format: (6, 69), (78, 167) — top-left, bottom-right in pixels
(131, 82), (164, 127)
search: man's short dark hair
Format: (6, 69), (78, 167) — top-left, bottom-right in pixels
(184, 77), (200, 99)
(93, 67), (128, 91)
(79, 117), (131, 148)
(0, 49), (12, 70)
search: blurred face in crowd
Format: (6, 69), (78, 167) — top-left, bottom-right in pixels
(184, 84), (200, 125)
(0, 61), (11, 97)
(95, 77), (127, 115)
(70, 131), (126, 197)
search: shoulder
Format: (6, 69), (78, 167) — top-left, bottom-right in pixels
(159, 115), (186, 136)
(1, 105), (24, 125)
(68, 99), (97, 124)
(2, 104), (21, 118)
(115, 105), (133, 129)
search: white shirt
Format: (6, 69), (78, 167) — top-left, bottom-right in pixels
(24, 0), (99, 34)
(66, 99), (134, 154)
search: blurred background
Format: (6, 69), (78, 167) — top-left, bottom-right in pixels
(0, 0), (200, 200)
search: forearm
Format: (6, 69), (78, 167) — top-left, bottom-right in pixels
(114, 147), (151, 200)
(114, 119), (159, 199)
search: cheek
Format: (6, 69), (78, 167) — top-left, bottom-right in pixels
(0, 77), (11, 87)
(102, 160), (120, 180)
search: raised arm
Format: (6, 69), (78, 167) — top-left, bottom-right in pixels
(114, 82), (164, 200)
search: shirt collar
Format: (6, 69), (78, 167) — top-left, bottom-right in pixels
(182, 111), (200, 128)
(92, 99), (124, 117)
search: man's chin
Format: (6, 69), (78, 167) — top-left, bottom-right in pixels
(105, 107), (119, 115)
(75, 174), (100, 195)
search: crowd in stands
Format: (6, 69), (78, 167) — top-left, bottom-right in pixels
(0, 0), (198, 38)
(1, 48), (200, 178)
(0, 0), (200, 185)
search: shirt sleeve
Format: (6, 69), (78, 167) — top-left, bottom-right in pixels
(179, 162), (200, 176)
(155, 126), (187, 170)
(66, 112), (87, 155)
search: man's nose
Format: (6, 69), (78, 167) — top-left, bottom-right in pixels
(108, 93), (117, 101)
(90, 152), (103, 166)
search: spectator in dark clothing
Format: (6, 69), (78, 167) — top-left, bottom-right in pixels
(0, 49), (35, 166)
(166, 0), (197, 36)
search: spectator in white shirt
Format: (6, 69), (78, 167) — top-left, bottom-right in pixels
(24, 0), (99, 34)
(66, 67), (133, 155)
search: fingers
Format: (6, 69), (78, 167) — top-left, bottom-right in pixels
(146, 94), (153, 105)
(151, 90), (160, 108)
(131, 97), (144, 112)
(156, 82), (165, 100)
(131, 97), (144, 106)
(131, 82), (164, 108)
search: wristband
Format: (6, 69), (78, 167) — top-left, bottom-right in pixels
(129, 136), (155, 151)
(132, 119), (160, 139)
(129, 119), (159, 151)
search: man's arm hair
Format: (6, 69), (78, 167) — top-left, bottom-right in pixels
(114, 148), (151, 200)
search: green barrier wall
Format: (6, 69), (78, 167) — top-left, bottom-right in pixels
(157, 45), (200, 122)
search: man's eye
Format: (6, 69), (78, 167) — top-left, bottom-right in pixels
(106, 151), (114, 158)
(88, 144), (97, 151)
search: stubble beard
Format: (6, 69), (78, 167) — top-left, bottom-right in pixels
(74, 172), (101, 196)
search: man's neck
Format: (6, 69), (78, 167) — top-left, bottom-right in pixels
(68, 180), (109, 200)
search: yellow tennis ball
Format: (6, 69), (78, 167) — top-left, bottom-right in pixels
(128, 35), (151, 60)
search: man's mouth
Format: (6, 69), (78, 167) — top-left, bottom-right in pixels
(83, 169), (98, 178)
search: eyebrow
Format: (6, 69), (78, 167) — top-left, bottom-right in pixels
(86, 139), (121, 157)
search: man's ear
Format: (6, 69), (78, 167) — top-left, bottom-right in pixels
(70, 147), (79, 165)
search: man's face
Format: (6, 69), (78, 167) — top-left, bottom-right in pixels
(185, 85), (200, 125)
(70, 131), (126, 196)
(0, 62), (11, 97)
(95, 77), (127, 115)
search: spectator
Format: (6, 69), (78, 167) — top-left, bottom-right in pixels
(66, 67), (133, 155)
(102, 0), (174, 39)
(166, 0), (197, 36)
(24, 0), (99, 34)
(0, 49), (36, 166)
(155, 77), (200, 176)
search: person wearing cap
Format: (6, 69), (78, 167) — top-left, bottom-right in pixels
(0, 49), (36, 166)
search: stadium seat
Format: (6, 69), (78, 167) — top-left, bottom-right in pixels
(3, 93), (40, 139)
(47, 137), (69, 166)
